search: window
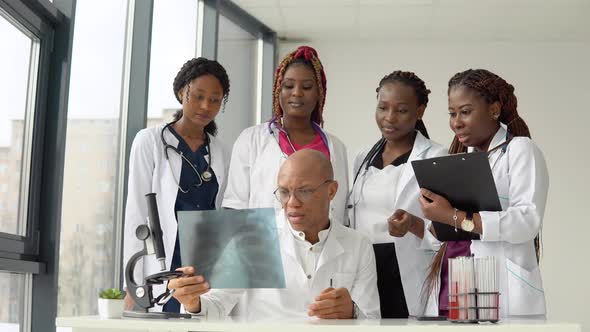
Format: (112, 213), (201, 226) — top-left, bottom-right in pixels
(215, 14), (259, 147)
(0, 272), (27, 332)
(57, 0), (128, 317)
(99, 181), (110, 193)
(147, 0), (199, 127)
(0, 9), (39, 236)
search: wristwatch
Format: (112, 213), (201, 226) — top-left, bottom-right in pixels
(461, 211), (475, 232)
(352, 301), (359, 319)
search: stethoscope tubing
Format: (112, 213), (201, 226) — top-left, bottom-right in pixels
(160, 121), (213, 190)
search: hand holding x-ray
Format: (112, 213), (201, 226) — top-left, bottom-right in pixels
(178, 208), (286, 289)
(167, 266), (210, 313)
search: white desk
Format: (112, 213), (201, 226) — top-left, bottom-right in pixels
(56, 316), (581, 332)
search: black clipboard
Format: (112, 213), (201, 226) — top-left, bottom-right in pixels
(411, 152), (502, 241)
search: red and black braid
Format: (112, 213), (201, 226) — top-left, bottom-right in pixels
(272, 46), (327, 127)
(447, 69), (531, 154)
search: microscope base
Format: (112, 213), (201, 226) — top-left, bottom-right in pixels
(122, 310), (191, 319)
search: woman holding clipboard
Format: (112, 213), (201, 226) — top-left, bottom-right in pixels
(419, 69), (549, 318)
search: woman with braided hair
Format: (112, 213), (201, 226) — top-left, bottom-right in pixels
(419, 69), (548, 318)
(123, 57), (231, 313)
(222, 45), (349, 225)
(348, 71), (446, 318)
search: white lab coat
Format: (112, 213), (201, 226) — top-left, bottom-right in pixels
(348, 131), (447, 316)
(123, 123), (229, 311)
(195, 211), (381, 320)
(222, 121), (350, 225)
(424, 126), (549, 317)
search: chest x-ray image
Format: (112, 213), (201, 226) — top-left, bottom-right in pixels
(178, 208), (285, 289)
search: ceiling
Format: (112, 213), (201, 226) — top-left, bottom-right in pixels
(230, 0), (590, 42)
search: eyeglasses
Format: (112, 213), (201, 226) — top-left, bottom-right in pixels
(273, 180), (333, 204)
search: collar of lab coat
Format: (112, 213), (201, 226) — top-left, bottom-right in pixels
(268, 120), (332, 156)
(394, 130), (434, 203)
(278, 211), (345, 271)
(287, 215), (332, 247)
(269, 118), (329, 143)
(467, 126), (507, 167)
(161, 122), (179, 147)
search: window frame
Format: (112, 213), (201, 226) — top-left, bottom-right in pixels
(0, 0), (57, 271)
(0, 1), (75, 332)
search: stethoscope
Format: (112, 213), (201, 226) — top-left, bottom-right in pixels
(346, 137), (405, 218)
(352, 137), (387, 186)
(267, 117), (330, 158)
(487, 131), (512, 154)
(478, 130), (513, 171)
(161, 121), (213, 193)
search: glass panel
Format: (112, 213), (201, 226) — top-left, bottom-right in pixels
(216, 15), (259, 147)
(147, 0), (198, 128)
(0, 272), (25, 332)
(0, 11), (37, 236)
(57, 0), (128, 317)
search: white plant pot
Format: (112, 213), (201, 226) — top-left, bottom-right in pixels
(97, 298), (124, 319)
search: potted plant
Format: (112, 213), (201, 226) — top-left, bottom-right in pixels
(98, 288), (125, 319)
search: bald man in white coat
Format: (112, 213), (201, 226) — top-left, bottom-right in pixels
(168, 150), (380, 320)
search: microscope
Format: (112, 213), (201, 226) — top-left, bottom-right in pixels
(122, 193), (191, 319)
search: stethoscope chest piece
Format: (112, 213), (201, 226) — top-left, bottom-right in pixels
(201, 170), (213, 182)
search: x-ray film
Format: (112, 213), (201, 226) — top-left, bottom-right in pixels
(177, 208), (286, 289)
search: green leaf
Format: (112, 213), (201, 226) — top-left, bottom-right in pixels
(98, 288), (125, 299)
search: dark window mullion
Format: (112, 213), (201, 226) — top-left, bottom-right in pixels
(30, 0), (76, 331)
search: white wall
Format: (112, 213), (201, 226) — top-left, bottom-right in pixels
(280, 41), (590, 330)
